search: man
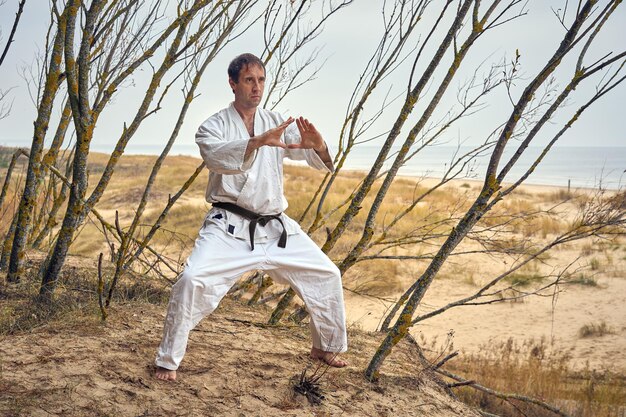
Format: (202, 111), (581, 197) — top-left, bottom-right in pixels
(155, 53), (348, 381)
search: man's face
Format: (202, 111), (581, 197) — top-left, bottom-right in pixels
(229, 64), (265, 109)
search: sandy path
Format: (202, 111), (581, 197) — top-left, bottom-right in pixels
(0, 299), (480, 417)
(345, 274), (626, 372)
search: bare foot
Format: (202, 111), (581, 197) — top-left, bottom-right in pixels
(310, 347), (348, 368)
(155, 366), (177, 381)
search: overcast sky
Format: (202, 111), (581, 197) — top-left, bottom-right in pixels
(1, 1), (625, 158)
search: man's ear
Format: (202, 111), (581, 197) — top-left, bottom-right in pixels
(228, 77), (236, 94)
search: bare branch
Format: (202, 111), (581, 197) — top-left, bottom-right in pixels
(0, 0), (26, 68)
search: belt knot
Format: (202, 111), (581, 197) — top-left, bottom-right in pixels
(212, 202), (287, 251)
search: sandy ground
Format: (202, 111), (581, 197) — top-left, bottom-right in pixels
(345, 275), (626, 372)
(1, 156), (623, 415)
(0, 296), (480, 417)
(343, 177), (626, 372)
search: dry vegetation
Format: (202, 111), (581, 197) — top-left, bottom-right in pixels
(440, 337), (626, 417)
(0, 253), (481, 417)
(578, 321), (616, 339)
(1, 150), (625, 416)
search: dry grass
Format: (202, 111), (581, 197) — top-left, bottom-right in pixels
(443, 338), (626, 417)
(578, 321), (616, 339)
(539, 188), (577, 203)
(1, 149), (624, 416)
(477, 197), (569, 239)
(343, 259), (406, 295)
(566, 274), (599, 287)
(503, 272), (545, 287)
(590, 257), (602, 271)
(284, 165), (462, 257)
(0, 253), (170, 335)
(502, 262), (543, 288)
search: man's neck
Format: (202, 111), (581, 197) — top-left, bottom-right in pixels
(232, 101), (257, 123)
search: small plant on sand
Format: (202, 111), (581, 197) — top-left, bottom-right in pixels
(292, 363), (328, 405)
(589, 257), (601, 271)
(578, 321), (615, 338)
(503, 272), (544, 287)
(581, 242), (595, 256)
(567, 274), (598, 287)
(462, 273), (478, 287)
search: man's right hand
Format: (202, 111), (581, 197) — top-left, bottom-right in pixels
(245, 117), (294, 159)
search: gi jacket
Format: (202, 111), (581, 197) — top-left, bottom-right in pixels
(195, 102), (334, 243)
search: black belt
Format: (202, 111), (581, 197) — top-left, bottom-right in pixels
(212, 202), (287, 251)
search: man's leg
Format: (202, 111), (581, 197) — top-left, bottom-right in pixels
(155, 220), (265, 380)
(265, 230), (348, 367)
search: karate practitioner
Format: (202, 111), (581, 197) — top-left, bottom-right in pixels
(155, 53), (348, 381)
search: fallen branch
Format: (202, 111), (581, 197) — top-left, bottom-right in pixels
(435, 367), (573, 417)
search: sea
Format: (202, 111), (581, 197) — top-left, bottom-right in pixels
(112, 143), (625, 190)
(340, 144), (626, 190)
(3, 140), (625, 190)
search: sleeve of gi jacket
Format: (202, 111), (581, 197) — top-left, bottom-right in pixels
(195, 116), (257, 174)
(282, 117), (335, 173)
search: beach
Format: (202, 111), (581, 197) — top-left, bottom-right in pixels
(1, 150), (624, 415)
(330, 175), (625, 372)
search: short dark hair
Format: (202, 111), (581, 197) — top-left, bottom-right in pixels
(228, 53), (265, 83)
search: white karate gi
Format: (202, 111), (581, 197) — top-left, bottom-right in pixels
(155, 103), (348, 371)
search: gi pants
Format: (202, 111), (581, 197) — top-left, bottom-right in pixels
(155, 211), (348, 371)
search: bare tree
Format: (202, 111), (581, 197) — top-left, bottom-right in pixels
(101, 0), (258, 310)
(0, 0), (26, 119)
(269, 0), (514, 323)
(95, 0), (353, 308)
(364, 0), (626, 380)
(5, 2), (67, 283)
(30, 0), (262, 302)
(260, 0), (352, 110)
(0, 0), (26, 67)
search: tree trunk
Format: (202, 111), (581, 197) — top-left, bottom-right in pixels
(0, 149), (22, 211)
(38, 0), (89, 302)
(248, 275), (273, 306)
(268, 287), (296, 325)
(365, 1), (597, 380)
(6, 7), (66, 283)
(1, 212), (19, 272)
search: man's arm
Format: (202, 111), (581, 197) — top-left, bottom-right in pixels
(244, 117), (293, 159)
(196, 118), (252, 175)
(196, 116), (294, 174)
(311, 141), (333, 171)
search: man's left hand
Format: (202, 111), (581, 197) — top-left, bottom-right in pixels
(288, 117), (327, 153)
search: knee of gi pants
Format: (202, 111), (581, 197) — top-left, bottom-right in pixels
(310, 250), (342, 279)
(173, 264), (202, 291)
(319, 261), (343, 289)
(328, 263), (342, 280)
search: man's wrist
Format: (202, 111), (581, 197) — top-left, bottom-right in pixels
(245, 136), (263, 160)
(314, 142), (327, 153)
(248, 135), (265, 150)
